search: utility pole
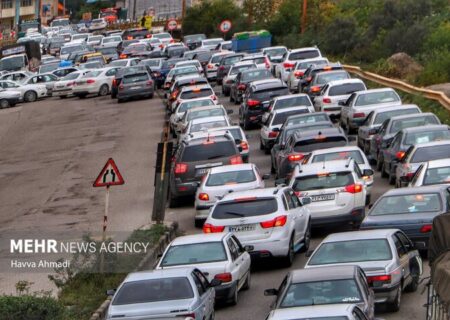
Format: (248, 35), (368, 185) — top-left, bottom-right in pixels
(181, 0), (186, 20)
(301, 0), (307, 34)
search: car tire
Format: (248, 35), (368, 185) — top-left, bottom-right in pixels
(223, 88), (230, 97)
(0, 99), (10, 109)
(194, 219), (204, 228)
(381, 162), (389, 178)
(118, 98), (124, 103)
(259, 139), (264, 150)
(300, 221), (311, 253)
(282, 235), (295, 267)
(242, 272), (251, 291)
(229, 91), (234, 102)
(365, 194), (371, 206)
(376, 154), (383, 171)
(168, 190), (179, 208)
(271, 161), (276, 174)
(405, 272), (419, 293)
(229, 282), (239, 306)
(24, 90), (37, 102)
(98, 84), (109, 96)
(148, 93), (154, 99)
(388, 171), (396, 185)
(60, 95), (67, 99)
(387, 285), (402, 312)
(77, 94), (87, 99)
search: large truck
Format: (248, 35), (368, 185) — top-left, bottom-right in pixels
(18, 18), (41, 38)
(231, 30), (272, 53)
(0, 41), (41, 72)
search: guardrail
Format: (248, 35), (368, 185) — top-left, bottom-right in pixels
(343, 65), (450, 112)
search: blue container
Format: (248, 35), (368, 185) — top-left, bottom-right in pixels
(232, 35), (272, 53)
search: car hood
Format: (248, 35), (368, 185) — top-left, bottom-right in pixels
(108, 298), (195, 318)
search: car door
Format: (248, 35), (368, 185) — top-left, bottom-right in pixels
(227, 237), (244, 288)
(392, 232), (410, 290)
(283, 189), (305, 245)
(192, 270), (214, 319)
(357, 268), (374, 319)
(341, 93), (356, 122)
(396, 231), (423, 283)
(383, 132), (401, 172)
(352, 306), (369, 320)
(371, 120), (388, 158)
(231, 235), (251, 287)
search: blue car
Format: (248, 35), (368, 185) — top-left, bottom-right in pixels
(155, 57), (187, 88)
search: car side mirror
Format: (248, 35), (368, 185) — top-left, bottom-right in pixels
(264, 288), (278, 296)
(209, 279), (222, 287)
(244, 245), (254, 252)
(368, 203), (373, 209)
(363, 169), (374, 177)
(300, 197), (312, 206)
(305, 249), (314, 258)
(272, 127), (280, 132)
(227, 109), (233, 115)
(414, 241), (426, 251)
(262, 173), (271, 180)
(106, 289), (116, 296)
(275, 178), (286, 186)
(157, 253), (163, 258)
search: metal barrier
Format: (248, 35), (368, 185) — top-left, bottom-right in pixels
(426, 280), (450, 320)
(343, 65), (450, 112)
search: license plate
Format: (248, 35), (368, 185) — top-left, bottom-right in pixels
(195, 168), (209, 177)
(229, 225), (255, 232)
(310, 194), (335, 202)
(130, 86), (141, 90)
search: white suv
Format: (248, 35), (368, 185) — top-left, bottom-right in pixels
(286, 159), (370, 229)
(203, 187), (312, 266)
(276, 47), (322, 82)
(195, 163), (268, 227)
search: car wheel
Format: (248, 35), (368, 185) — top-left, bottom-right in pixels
(117, 98), (124, 103)
(24, 90), (37, 102)
(300, 221), (311, 253)
(60, 95), (67, 99)
(111, 92), (117, 99)
(387, 285), (401, 312)
(194, 219), (204, 228)
(223, 88), (230, 97)
(365, 194), (371, 206)
(148, 93), (154, 99)
(271, 161), (276, 174)
(376, 154), (383, 171)
(282, 235), (295, 267)
(98, 84), (109, 96)
(381, 162), (389, 178)
(242, 272), (251, 291)
(168, 190), (179, 208)
(229, 92), (234, 103)
(0, 99), (10, 109)
(388, 170), (396, 185)
(405, 271), (419, 292)
(229, 283), (238, 305)
(346, 121), (354, 135)
(259, 139), (264, 150)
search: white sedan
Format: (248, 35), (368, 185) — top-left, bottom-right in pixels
(72, 67), (121, 98)
(0, 80), (47, 102)
(52, 71), (90, 98)
(156, 233), (251, 305)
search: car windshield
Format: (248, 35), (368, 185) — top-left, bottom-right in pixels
(181, 141), (236, 162)
(223, 55), (243, 66)
(253, 87), (289, 100)
(179, 99), (214, 113)
(62, 72), (80, 80)
(203, 39), (222, 46)
(373, 108), (419, 125)
(187, 108), (225, 121)
(88, 36), (103, 42)
(294, 136), (347, 153)
(153, 33), (172, 39)
(61, 45), (85, 54)
(355, 91), (400, 107)
(212, 198), (277, 219)
(289, 50), (320, 60)
(424, 166), (450, 185)
(83, 70), (101, 78)
(171, 66), (198, 76)
(389, 116), (439, 134)
(272, 109), (309, 126)
(109, 60), (129, 67)
(124, 44), (147, 52)
(411, 145), (450, 163)
(275, 96), (312, 108)
(98, 47), (117, 55)
(242, 69), (272, 81)
(293, 172), (354, 191)
(180, 88), (213, 99)
(404, 130), (450, 146)
(315, 72), (349, 85)
(280, 279), (362, 308)
(296, 59), (328, 70)
(112, 277), (194, 305)
(141, 59), (161, 67)
(122, 73), (148, 84)
(221, 42), (232, 50)
(40, 63), (60, 73)
(265, 48), (286, 56)
(370, 194), (442, 215)
(211, 55), (225, 63)
(329, 83), (365, 96)
(206, 169), (256, 186)
(161, 242), (227, 266)
(286, 114), (329, 126)
(103, 37), (121, 43)
(191, 120), (228, 132)
(230, 65), (253, 75)
(312, 151), (364, 165)
(185, 34), (205, 42)
(308, 239), (393, 265)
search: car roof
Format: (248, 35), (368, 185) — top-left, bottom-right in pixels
(380, 184), (449, 196)
(412, 140), (450, 149)
(171, 233), (227, 245)
(273, 93), (310, 101)
(290, 47), (319, 53)
(292, 127), (345, 140)
(355, 87), (397, 95)
(401, 124), (448, 134)
(221, 187), (285, 202)
(373, 104), (420, 114)
(296, 159), (355, 175)
(209, 163), (255, 174)
(231, 61), (256, 67)
(309, 145), (363, 155)
(271, 304), (354, 318)
(325, 78), (365, 86)
(427, 158), (450, 168)
(181, 84), (212, 91)
(186, 105), (224, 113)
(323, 229), (399, 243)
(290, 265), (358, 283)
(191, 115), (227, 124)
(124, 268), (195, 282)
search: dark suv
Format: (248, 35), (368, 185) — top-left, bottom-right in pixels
(274, 127), (348, 179)
(298, 64), (343, 93)
(169, 132), (242, 207)
(239, 79), (289, 129)
(230, 68), (273, 104)
(216, 53), (245, 85)
(303, 70), (350, 100)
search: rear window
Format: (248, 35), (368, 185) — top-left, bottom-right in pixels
(187, 108), (225, 121)
(275, 96), (312, 108)
(253, 87), (289, 100)
(190, 120), (228, 132)
(424, 167), (450, 185)
(180, 88), (213, 99)
(370, 194), (442, 215)
(312, 150), (364, 165)
(389, 116), (439, 134)
(223, 55), (244, 66)
(181, 141), (236, 162)
(230, 65), (253, 75)
(355, 91), (400, 107)
(141, 59), (161, 67)
(242, 69), (272, 81)
(315, 72), (349, 85)
(179, 99), (214, 113)
(286, 114), (330, 126)
(212, 198), (278, 219)
(98, 47), (117, 55)
(293, 172), (354, 191)
(285, 124), (334, 141)
(288, 50), (320, 60)
(123, 73), (149, 84)
(411, 145), (450, 163)
(211, 55), (225, 63)
(272, 109), (309, 126)
(161, 242), (226, 267)
(194, 52), (212, 61)
(294, 136), (347, 152)
(296, 59), (328, 70)
(112, 277), (193, 305)
(374, 108), (419, 125)
(329, 83), (365, 96)
(404, 130), (450, 146)
(221, 42), (232, 50)
(206, 169), (256, 186)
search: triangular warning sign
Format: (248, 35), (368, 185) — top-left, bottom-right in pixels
(93, 158), (125, 187)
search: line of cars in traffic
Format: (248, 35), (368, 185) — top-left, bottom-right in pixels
(103, 31), (450, 320)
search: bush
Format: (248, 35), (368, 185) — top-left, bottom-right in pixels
(0, 295), (69, 320)
(418, 49), (450, 85)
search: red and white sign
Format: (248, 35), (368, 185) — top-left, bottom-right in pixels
(93, 158), (125, 187)
(219, 20), (232, 33)
(167, 18), (177, 31)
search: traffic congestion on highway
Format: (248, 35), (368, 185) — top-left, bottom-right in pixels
(1, 17), (449, 320)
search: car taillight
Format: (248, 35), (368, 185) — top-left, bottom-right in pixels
(406, 171), (415, 179)
(288, 154), (304, 162)
(203, 223), (225, 233)
(268, 131), (279, 138)
(219, 66), (225, 70)
(226, 79), (234, 84)
(147, 80), (153, 86)
(283, 62), (294, 69)
(260, 215), (287, 228)
(119, 54), (127, 59)
(247, 99), (260, 107)
(420, 224), (432, 233)
(344, 184), (363, 193)
(112, 79), (117, 86)
(294, 191), (303, 197)
(310, 86), (321, 93)
(67, 82), (74, 87)
(146, 34), (152, 38)
(207, 64), (214, 69)
(86, 79), (95, 84)
(214, 272), (232, 283)
(159, 44), (164, 49)
(353, 112), (365, 118)
(323, 97), (331, 103)
(240, 141), (249, 150)
(396, 151), (405, 160)
(367, 274), (391, 285)
(198, 193), (209, 201)
(211, 95), (217, 101)
(230, 155), (243, 165)
(294, 70), (304, 77)
(174, 162), (188, 175)
(170, 39), (175, 43)
(238, 84), (246, 90)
